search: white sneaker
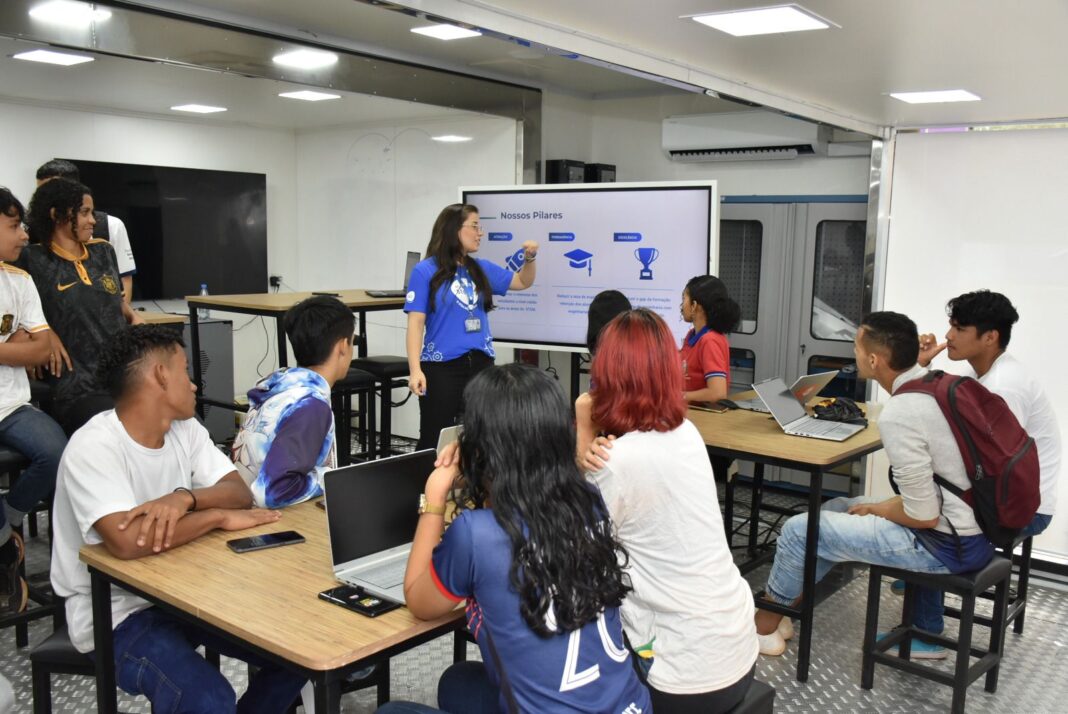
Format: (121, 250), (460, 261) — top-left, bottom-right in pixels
(757, 629), (786, 656)
(778, 617), (794, 641)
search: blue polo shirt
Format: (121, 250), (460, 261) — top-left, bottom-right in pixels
(404, 258), (512, 362)
(431, 509), (651, 714)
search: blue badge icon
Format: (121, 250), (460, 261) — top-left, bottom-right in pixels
(564, 248), (594, 276)
(634, 247), (659, 280)
(505, 248), (526, 272)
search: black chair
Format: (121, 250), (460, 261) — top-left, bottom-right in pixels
(31, 622), (220, 714)
(727, 678), (775, 714)
(944, 533), (1034, 635)
(0, 446), (58, 648)
(349, 356), (410, 458)
(862, 557), (1012, 714)
(331, 367), (378, 466)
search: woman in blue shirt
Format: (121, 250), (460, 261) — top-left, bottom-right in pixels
(404, 203), (537, 450)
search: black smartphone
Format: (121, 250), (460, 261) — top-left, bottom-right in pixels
(311, 291), (341, 297)
(318, 585), (401, 617)
(226, 530), (305, 553)
(690, 401), (729, 414)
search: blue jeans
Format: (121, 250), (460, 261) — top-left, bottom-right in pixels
(111, 607), (305, 714)
(375, 661), (499, 714)
(766, 496), (950, 605)
(912, 511), (1053, 633)
(0, 405), (66, 536)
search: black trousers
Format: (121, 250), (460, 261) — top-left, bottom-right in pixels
(648, 664), (755, 714)
(417, 350), (494, 451)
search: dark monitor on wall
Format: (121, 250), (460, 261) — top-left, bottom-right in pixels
(64, 159), (268, 300)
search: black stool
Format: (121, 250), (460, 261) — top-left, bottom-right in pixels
(727, 678), (775, 713)
(332, 367), (377, 466)
(350, 356), (410, 458)
(0, 446), (57, 648)
(31, 622), (220, 714)
(945, 533), (1034, 635)
(862, 556), (1012, 714)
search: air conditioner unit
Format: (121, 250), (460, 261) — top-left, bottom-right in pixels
(662, 111), (830, 162)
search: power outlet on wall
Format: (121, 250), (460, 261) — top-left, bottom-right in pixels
(269, 275), (282, 288)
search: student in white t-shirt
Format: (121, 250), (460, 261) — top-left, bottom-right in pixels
(580, 309), (759, 714)
(50, 324), (305, 713)
(0, 187), (66, 616)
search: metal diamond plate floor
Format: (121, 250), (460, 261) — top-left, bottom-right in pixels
(2, 490), (1066, 713)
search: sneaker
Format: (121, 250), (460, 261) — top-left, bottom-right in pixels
(757, 629), (786, 656)
(875, 631), (947, 660)
(778, 617), (795, 641)
(890, 579), (905, 596)
(0, 532), (27, 615)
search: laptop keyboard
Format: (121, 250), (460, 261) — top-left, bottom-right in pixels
(359, 558), (408, 589)
(795, 417), (845, 436)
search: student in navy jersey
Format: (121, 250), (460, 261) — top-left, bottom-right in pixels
(404, 203), (538, 451)
(679, 275), (740, 405)
(380, 364), (651, 714)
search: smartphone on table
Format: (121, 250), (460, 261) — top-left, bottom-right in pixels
(226, 530), (305, 553)
(318, 585), (401, 617)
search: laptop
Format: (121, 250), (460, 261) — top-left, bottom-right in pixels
(731, 370), (840, 413)
(752, 377), (865, 442)
(323, 448), (437, 603)
(366, 251), (421, 298)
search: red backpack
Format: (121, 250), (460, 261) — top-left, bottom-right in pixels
(896, 370), (1040, 549)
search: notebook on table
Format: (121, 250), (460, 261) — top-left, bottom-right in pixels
(366, 251), (421, 298)
(752, 376), (864, 442)
(731, 370), (839, 413)
(323, 448), (437, 603)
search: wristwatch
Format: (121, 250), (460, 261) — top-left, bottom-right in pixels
(418, 494), (446, 516)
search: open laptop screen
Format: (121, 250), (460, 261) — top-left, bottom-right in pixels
(402, 251), (421, 291)
(753, 377), (809, 426)
(324, 449), (436, 567)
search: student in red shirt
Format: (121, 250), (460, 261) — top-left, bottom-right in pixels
(679, 275), (740, 404)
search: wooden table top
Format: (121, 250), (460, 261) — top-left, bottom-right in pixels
(80, 501), (461, 671)
(136, 311), (185, 325)
(186, 290), (405, 312)
(687, 391), (882, 467)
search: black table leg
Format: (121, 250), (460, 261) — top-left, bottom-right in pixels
(747, 463), (765, 556)
(356, 310), (369, 359)
(189, 304), (205, 419)
(90, 568), (117, 714)
(276, 317), (288, 368)
(796, 467), (824, 682)
(313, 677), (342, 713)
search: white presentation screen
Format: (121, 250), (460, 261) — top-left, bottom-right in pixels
(461, 182), (717, 349)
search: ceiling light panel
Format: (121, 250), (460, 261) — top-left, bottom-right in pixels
(278, 90), (341, 102)
(889, 90), (982, 104)
(411, 25), (482, 41)
(171, 104), (227, 114)
(28, 0), (111, 28)
(272, 49), (338, 70)
(689, 4), (833, 37)
(13, 48), (94, 66)
(432, 135), (473, 142)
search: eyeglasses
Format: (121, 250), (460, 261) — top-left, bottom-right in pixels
(462, 222), (485, 234)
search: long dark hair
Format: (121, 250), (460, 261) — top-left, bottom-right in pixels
(686, 274), (741, 334)
(586, 289), (632, 354)
(425, 203), (495, 313)
(29, 177), (91, 249)
(457, 364), (630, 636)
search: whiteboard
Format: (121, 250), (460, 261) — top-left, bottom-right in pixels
(462, 181), (718, 349)
(881, 129), (1068, 562)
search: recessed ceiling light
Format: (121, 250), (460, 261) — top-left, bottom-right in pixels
(28, 0), (111, 28)
(278, 90), (341, 102)
(687, 4), (834, 37)
(272, 49), (338, 70)
(889, 89), (982, 104)
(432, 135), (473, 143)
(13, 49), (94, 66)
(411, 24), (482, 41)
(171, 104), (227, 114)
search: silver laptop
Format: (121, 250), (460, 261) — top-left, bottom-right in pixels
(752, 377), (864, 442)
(323, 448), (437, 603)
(732, 370), (839, 413)
(367, 251), (420, 298)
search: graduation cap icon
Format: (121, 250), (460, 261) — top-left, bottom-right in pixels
(564, 248), (593, 276)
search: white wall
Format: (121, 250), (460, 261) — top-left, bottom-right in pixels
(877, 129), (1068, 562)
(0, 101), (298, 397)
(295, 113), (519, 439)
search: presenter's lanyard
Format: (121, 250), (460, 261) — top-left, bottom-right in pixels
(461, 269), (481, 333)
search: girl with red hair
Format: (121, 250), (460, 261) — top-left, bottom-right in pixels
(578, 309), (759, 714)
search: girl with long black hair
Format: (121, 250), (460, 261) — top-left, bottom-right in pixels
(679, 274), (741, 404)
(404, 204), (538, 450)
(389, 363), (651, 714)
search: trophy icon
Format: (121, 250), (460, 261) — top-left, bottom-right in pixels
(634, 247), (659, 280)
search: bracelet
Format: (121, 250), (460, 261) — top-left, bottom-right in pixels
(173, 487), (197, 512)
